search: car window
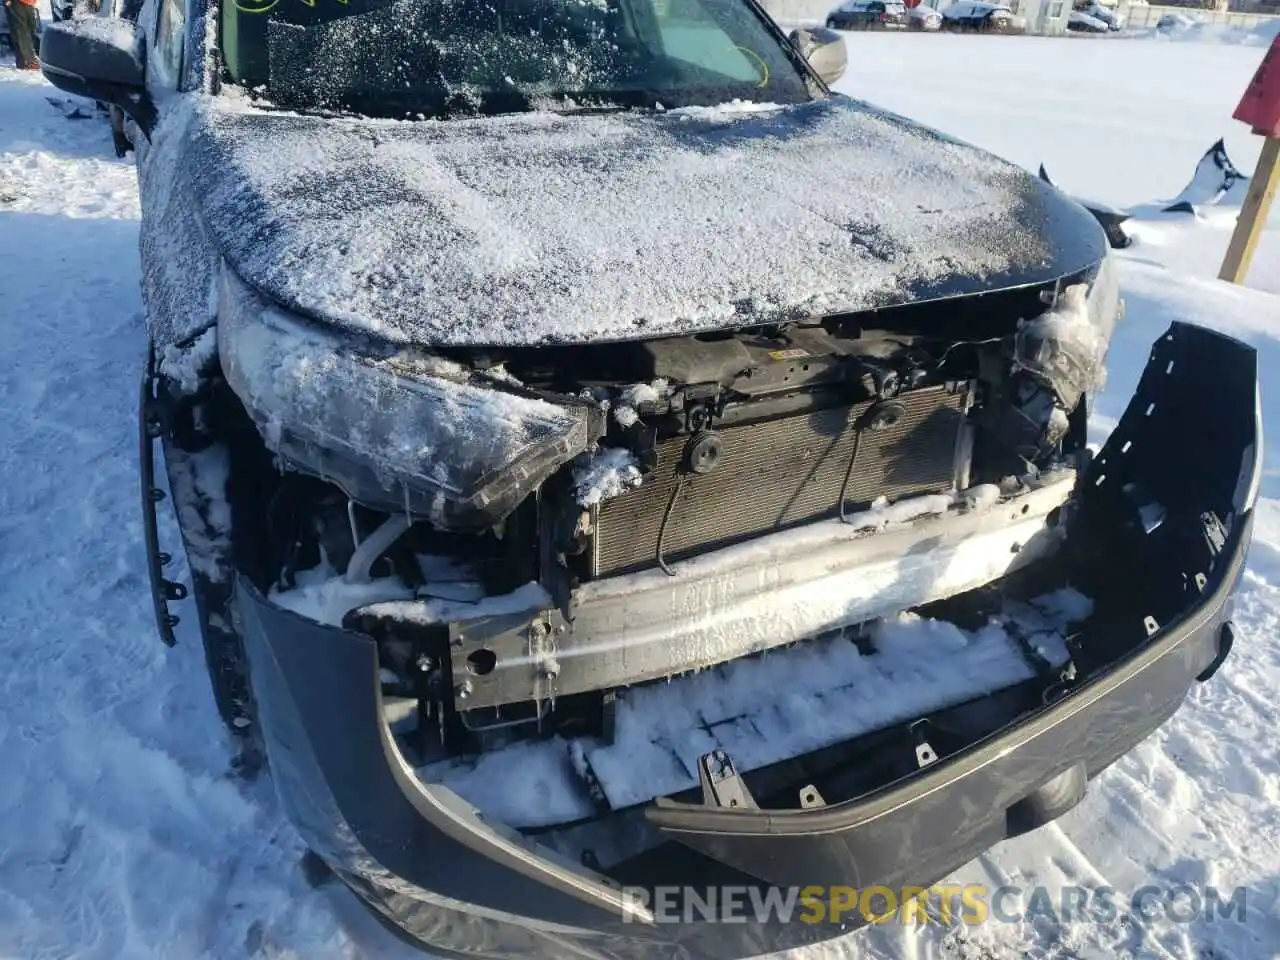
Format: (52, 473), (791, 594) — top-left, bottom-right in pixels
(150, 0), (185, 89)
(654, 0), (765, 84)
(221, 0), (813, 119)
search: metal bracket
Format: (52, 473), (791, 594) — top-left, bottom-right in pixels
(910, 718), (938, 768)
(140, 342), (184, 647)
(915, 742), (938, 768)
(1143, 615), (1160, 637)
(698, 750), (757, 810)
(799, 784), (826, 809)
(1201, 511), (1228, 555)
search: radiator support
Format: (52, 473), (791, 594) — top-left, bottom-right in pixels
(589, 382), (974, 578)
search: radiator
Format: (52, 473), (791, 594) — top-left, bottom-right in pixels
(590, 383), (971, 578)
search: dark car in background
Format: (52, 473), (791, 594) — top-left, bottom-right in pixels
(38, 0), (1259, 957)
(907, 3), (944, 29)
(826, 0), (908, 29)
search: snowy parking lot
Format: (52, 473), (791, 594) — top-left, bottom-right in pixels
(1, 29), (1279, 960)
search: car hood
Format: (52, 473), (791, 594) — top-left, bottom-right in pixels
(181, 95), (1105, 348)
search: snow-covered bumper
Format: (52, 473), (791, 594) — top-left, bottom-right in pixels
(233, 323), (1259, 960)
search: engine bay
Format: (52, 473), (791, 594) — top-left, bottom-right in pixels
(169, 270), (1118, 792)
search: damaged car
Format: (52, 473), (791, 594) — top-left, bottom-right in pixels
(40, 0), (1260, 956)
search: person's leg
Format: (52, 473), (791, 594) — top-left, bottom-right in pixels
(1, 5), (11, 63)
(8, 2), (39, 69)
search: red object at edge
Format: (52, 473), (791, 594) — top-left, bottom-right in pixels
(1234, 34), (1280, 138)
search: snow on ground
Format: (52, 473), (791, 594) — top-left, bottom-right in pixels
(0, 71), (381, 959)
(1, 30), (1279, 960)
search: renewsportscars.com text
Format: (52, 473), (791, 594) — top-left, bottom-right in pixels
(620, 883), (1249, 926)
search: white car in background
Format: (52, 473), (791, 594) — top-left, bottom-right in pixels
(1067, 8), (1110, 31)
(1156, 11), (1202, 32)
(941, 0), (1020, 31)
(1073, 0), (1123, 30)
(908, 4), (944, 29)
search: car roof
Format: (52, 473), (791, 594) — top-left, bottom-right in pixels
(948, 0), (1012, 10)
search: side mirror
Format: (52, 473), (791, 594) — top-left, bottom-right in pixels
(789, 27), (848, 88)
(40, 18), (155, 135)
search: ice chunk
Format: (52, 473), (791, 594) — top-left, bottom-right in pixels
(1016, 281), (1110, 409)
(269, 561), (414, 626)
(158, 326), (217, 394)
(573, 448), (642, 507)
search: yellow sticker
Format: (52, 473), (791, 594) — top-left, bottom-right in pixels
(769, 348), (811, 361)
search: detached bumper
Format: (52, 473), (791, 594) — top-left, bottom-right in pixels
(234, 323), (1260, 960)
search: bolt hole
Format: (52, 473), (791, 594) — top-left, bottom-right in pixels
(466, 649), (497, 676)
(1021, 504), (1030, 515)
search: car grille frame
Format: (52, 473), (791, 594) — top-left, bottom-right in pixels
(589, 382), (973, 578)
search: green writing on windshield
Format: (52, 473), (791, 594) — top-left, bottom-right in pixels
(234, 0), (349, 13)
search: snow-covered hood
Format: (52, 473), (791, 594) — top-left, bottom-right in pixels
(183, 95), (1106, 348)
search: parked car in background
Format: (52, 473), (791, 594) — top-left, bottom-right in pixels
(941, 0), (1017, 31)
(908, 4), (944, 29)
(1156, 11), (1201, 32)
(827, 0), (908, 29)
(1072, 0), (1122, 30)
(1067, 8), (1110, 31)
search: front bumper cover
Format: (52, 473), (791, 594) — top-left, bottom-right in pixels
(234, 322), (1260, 960)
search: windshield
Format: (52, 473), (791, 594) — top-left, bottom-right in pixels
(221, 0), (815, 119)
